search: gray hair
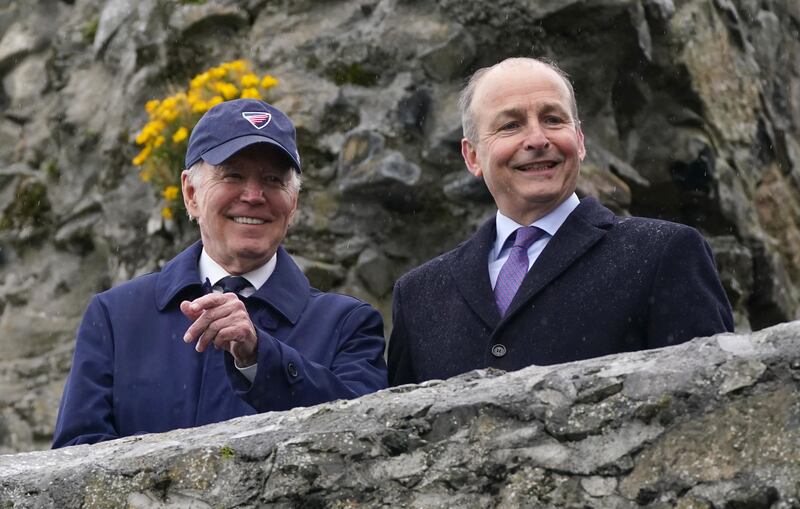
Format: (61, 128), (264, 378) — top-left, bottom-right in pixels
(458, 57), (581, 143)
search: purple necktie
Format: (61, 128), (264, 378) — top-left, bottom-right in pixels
(494, 226), (545, 316)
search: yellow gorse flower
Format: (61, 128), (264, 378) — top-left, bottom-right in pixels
(133, 59), (280, 222)
(214, 82), (239, 100)
(226, 60), (247, 72)
(240, 88), (261, 99)
(172, 127), (188, 143)
(190, 72), (209, 89)
(132, 145), (151, 166)
(261, 75), (279, 89)
(162, 185), (180, 201)
(240, 73), (260, 88)
(192, 100), (208, 113)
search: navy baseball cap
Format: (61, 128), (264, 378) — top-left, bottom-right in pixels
(184, 98), (301, 172)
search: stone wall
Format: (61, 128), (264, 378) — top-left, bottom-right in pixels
(1, 322), (798, 507)
(0, 0), (799, 453)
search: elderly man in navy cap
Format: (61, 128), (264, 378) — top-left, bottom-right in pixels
(53, 99), (388, 447)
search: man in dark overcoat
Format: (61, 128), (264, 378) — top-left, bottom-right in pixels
(388, 58), (733, 385)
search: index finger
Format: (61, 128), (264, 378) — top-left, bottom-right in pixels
(185, 292), (236, 314)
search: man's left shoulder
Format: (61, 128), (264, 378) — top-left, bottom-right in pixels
(597, 215), (718, 269)
(307, 287), (378, 315)
(573, 201), (710, 258)
(574, 198), (696, 239)
(610, 215), (700, 240)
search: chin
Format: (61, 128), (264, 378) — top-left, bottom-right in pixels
(238, 247), (273, 260)
(521, 189), (563, 202)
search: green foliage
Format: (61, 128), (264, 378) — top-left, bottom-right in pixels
(0, 179), (51, 231)
(219, 445), (235, 459)
(82, 16), (99, 44)
(327, 62), (380, 87)
(42, 160), (60, 181)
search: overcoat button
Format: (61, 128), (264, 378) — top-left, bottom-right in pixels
(287, 362), (298, 377)
(491, 344), (507, 358)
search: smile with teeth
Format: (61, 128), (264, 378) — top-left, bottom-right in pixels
(516, 161), (559, 171)
(232, 216), (266, 225)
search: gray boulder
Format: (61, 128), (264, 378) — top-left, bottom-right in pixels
(1, 322), (798, 507)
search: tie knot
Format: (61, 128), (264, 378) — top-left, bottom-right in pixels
(513, 226), (544, 249)
(217, 276), (252, 295)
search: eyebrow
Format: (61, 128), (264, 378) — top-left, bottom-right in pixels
(492, 107), (526, 121)
(486, 107), (525, 130)
(489, 102), (570, 126)
(539, 103), (571, 120)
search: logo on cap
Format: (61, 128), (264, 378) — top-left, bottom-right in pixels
(242, 112), (272, 129)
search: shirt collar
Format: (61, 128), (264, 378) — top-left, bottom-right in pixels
(198, 249), (277, 290)
(155, 242), (309, 321)
(492, 193), (580, 259)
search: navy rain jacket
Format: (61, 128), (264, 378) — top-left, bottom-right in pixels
(53, 241), (387, 447)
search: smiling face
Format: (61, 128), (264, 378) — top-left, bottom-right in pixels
(182, 144), (299, 275)
(461, 60), (586, 225)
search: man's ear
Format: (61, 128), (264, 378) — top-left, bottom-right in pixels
(576, 126), (586, 161)
(181, 170), (199, 219)
(461, 138), (483, 178)
(287, 191), (299, 227)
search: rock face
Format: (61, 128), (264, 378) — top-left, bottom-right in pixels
(1, 322), (798, 508)
(1, 0), (800, 453)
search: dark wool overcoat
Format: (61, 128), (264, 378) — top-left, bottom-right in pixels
(388, 197), (734, 385)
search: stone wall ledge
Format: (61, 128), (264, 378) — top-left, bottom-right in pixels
(2, 321), (799, 508)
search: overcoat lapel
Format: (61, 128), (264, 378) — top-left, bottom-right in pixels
(450, 218), (501, 329)
(503, 198), (615, 320)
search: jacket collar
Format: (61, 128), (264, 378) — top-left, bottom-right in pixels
(449, 197), (615, 329)
(156, 242), (309, 325)
(502, 196), (614, 320)
(248, 246), (309, 325)
(156, 240), (205, 311)
(450, 216), (501, 329)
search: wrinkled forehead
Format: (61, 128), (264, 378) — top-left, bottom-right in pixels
(473, 61), (572, 111)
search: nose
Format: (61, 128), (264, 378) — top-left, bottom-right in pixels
(523, 123), (551, 151)
(240, 178), (266, 203)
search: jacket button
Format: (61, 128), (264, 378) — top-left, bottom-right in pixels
(491, 344), (507, 358)
(287, 362), (298, 377)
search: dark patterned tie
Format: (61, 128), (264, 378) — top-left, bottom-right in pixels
(217, 276), (252, 295)
(494, 226), (545, 316)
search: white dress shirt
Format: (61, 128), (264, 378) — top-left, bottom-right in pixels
(197, 249), (278, 382)
(488, 193), (580, 289)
